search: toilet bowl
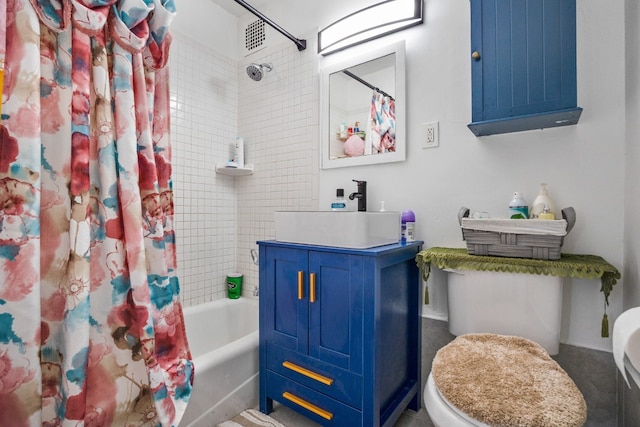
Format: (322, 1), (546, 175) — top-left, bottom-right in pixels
(424, 373), (490, 427)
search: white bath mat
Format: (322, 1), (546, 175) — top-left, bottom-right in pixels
(218, 409), (285, 427)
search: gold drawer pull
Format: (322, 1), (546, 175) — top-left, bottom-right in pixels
(298, 271), (304, 299)
(282, 392), (334, 420)
(310, 272), (316, 303)
(282, 361), (334, 386)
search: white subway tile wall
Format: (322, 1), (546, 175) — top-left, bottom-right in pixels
(170, 33), (238, 306)
(235, 33), (319, 298)
(169, 31), (319, 306)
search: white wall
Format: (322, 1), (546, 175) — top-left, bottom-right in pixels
(170, 28), (239, 305)
(175, 0), (632, 352)
(625, 0), (640, 310)
(234, 31), (320, 295)
(314, 0), (626, 352)
(174, 0), (238, 59)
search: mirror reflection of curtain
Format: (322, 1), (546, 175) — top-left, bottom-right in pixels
(366, 91), (396, 154)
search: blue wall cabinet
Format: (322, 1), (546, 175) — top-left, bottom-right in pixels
(258, 240), (423, 426)
(468, 0), (582, 136)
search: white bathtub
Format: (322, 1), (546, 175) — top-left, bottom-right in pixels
(180, 298), (259, 427)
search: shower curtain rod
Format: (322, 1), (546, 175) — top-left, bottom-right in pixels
(233, 0), (307, 51)
(343, 70), (394, 101)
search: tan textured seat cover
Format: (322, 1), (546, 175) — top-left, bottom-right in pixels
(432, 334), (587, 427)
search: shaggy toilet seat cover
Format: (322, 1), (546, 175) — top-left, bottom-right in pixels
(432, 334), (587, 427)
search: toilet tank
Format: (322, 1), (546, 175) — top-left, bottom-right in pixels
(446, 269), (563, 355)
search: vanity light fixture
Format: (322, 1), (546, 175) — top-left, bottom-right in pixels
(317, 0), (423, 55)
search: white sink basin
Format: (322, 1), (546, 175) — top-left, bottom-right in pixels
(274, 211), (400, 249)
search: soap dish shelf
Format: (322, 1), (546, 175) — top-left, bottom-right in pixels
(215, 164), (254, 176)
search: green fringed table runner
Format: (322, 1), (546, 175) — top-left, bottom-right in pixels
(415, 247), (621, 338)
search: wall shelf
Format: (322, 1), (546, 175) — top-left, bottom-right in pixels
(215, 164), (254, 176)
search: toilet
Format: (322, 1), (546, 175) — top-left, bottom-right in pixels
(424, 373), (491, 427)
(445, 269), (564, 355)
(425, 333), (587, 427)
(423, 269), (586, 427)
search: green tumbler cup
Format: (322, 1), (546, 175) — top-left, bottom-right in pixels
(226, 273), (243, 299)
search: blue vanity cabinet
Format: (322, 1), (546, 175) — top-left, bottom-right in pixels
(468, 0), (582, 136)
(258, 240), (423, 427)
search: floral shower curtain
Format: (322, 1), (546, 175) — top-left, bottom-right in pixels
(366, 90), (396, 155)
(0, 0), (193, 426)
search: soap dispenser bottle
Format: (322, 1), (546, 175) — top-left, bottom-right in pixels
(331, 189), (347, 211)
(530, 183), (556, 219)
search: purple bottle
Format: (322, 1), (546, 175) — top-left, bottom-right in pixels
(401, 210), (416, 243)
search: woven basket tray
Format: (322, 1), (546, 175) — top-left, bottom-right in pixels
(458, 207), (577, 260)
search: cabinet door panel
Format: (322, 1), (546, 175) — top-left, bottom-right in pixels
(492, 0), (511, 114)
(472, 0), (578, 122)
(308, 251), (363, 373)
(265, 246), (309, 354)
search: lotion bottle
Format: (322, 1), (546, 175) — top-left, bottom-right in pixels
(530, 183), (556, 219)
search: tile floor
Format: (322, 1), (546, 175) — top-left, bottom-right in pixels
(261, 318), (617, 427)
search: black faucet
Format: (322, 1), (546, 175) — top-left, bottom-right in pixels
(349, 179), (367, 212)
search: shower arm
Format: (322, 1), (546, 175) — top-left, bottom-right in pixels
(233, 0), (307, 51)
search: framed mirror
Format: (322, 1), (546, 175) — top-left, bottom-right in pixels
(320, 41), (406, 169)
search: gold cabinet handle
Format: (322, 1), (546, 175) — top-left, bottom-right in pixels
(282, 361), (333, 386)
(310, 272), (316, 303)
(298, 271), (304, 299)
(471, 51), (481, 60)
(282, 392), (334, 420)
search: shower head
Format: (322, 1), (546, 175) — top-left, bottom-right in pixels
(246, 62), (273, 81)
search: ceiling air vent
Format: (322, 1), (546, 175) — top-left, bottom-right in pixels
(241, 15), (270, 57)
